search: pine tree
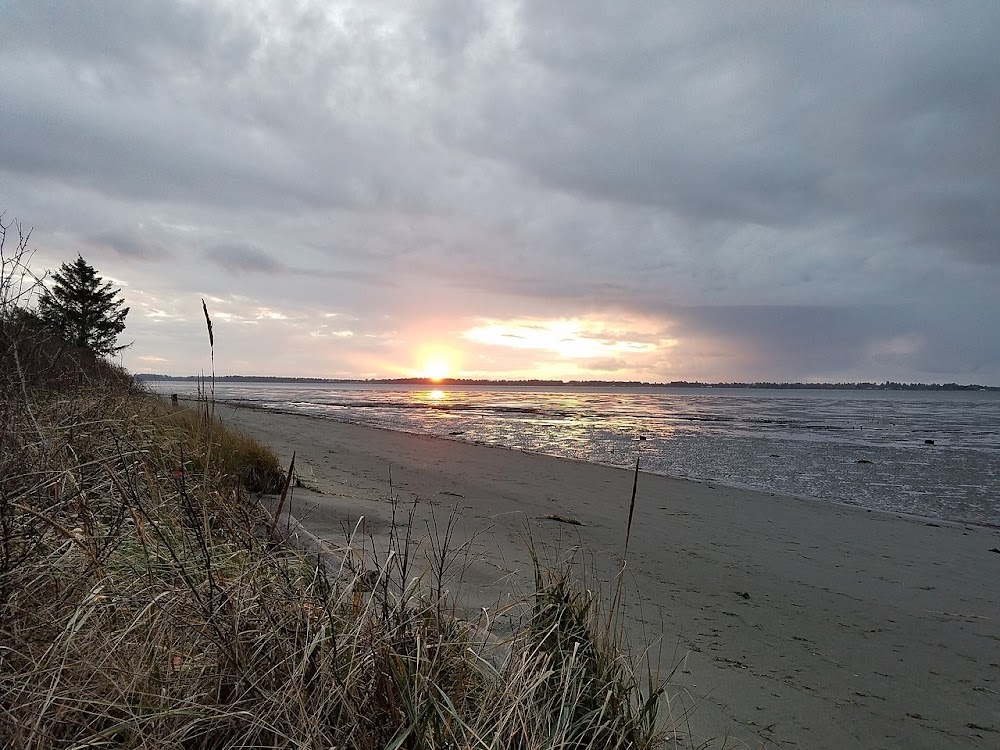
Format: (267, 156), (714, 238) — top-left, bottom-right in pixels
(37, 255), (130, 356)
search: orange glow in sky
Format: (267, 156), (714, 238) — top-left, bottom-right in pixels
(386, 317), (677, 383)
(462, 317), (667, 359)
(415, 345), (462, 381)
(425, 360), (450, 381)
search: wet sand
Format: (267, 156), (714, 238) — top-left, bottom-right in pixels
(221, 404), (1000, 749)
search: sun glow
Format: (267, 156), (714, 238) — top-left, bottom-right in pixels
(425, 360), (451, 381)
(462, 317), (666, 359)
(415, 345), (461, 381)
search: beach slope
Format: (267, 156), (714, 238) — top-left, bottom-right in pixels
(222, 405), (1000, 749)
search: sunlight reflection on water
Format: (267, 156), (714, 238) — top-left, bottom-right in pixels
(153, 381), (1000, 526)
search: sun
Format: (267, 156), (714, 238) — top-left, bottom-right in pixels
(413, 344), (461, 382)
(424, 359), (451, 382)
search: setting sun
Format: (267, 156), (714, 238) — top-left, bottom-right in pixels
(424, 359), (451, 381)
(415, 345), (461, 381)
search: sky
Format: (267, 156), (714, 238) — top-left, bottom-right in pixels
(2, 1), (999, 384)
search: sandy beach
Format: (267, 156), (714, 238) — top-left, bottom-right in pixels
(219, 404), (1000, 749)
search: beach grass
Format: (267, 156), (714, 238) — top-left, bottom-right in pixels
(1, 279), (674, 747)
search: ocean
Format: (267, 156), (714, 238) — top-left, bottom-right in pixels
(149, 381), (1000, 527)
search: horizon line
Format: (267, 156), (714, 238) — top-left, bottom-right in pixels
(134, 374), (1000, 391)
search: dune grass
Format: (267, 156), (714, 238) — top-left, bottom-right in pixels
(1, 233), (673, 749)
(0, 381), (671, 748)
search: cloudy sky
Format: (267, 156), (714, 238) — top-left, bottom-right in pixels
(3, 1), (998, 384)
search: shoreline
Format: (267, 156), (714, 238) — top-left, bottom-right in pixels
(218, 402), (1000, 749)
(216, 399), (995, 533)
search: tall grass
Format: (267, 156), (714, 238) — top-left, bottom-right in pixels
(0, 389), (672, 747)
(0, 220), (675, 749)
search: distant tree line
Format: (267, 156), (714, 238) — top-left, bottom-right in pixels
(134, 374), (999, 392)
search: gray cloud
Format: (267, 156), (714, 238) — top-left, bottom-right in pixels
(89, 228), (172, 261)
(206, 244), (285, 275)
(448, 3), (1000, 261)
(2, 1), (998, 383)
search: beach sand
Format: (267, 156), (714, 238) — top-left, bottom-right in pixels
(220, 404), (1000, 749)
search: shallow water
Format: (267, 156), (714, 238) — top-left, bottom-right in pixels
(152, 381), (1000, 526)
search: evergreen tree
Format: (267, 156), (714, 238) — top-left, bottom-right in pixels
(37, 255), (129, 356)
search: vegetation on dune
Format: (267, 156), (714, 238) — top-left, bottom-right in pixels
(36, 254), (130, 356)
(0, 216), (672, 748)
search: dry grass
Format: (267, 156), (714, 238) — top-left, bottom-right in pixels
(158, 403), (286, 495)
(1, 226), (674, 749)
(0, 380), (671, 748)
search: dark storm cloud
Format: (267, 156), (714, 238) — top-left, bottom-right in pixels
(206, 244), (285, 275)
(669, 303), (1000, 383)
(204, 243), (393, 288)
(1, 1), (449, 217)
(2, 1), (998, 382)
(451, 2), (1000, 261)
(6, 2), (228, 68)
(0, 62), (321, 211)
(421, 0), (485, 57)
(89, 228), (172, 261)
(670, 305), (889, 374)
